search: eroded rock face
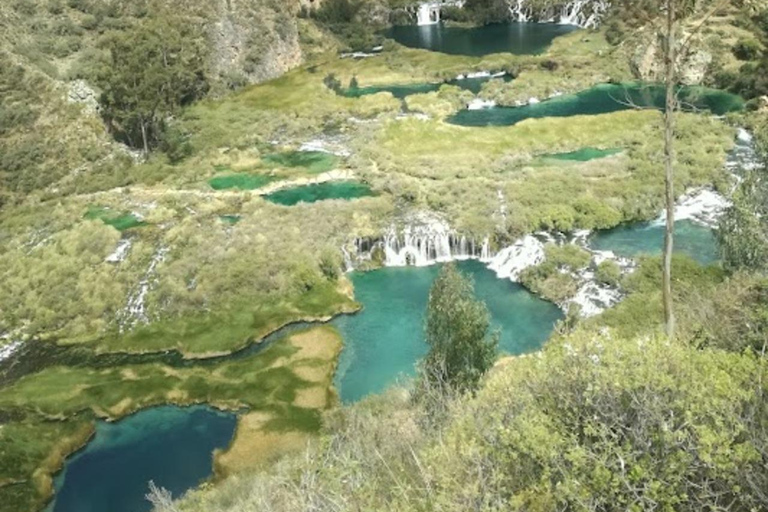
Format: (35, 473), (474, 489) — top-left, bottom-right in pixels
(208, 0), (303, 86)
(630, 31), (712, 85)
(67, 79), (100, 115)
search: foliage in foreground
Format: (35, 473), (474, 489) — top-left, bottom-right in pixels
(175, 330), (768, 512)
(0, 326), (343, 510)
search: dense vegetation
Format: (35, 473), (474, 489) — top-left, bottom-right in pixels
(173, 135), (768, 511)
(0, 1), (767, 511)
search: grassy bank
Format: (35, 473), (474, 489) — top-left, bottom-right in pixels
(0, 325), (344, 511)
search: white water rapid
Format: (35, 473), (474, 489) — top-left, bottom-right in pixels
(508, 0), (611, 28)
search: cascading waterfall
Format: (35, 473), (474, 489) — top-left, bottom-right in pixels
(0, 339), (23, 364)
(507, 0), (611, 28)
(347, 213), (542, 281)
(119, 246), (169, 332)
(654, 128), (760, 229)
(349, 129), (757, 317)
(510, 0), (532, 22)
(378, 216), (488, 267)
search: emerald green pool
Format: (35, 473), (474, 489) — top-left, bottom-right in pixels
(448, 83), (745, 126)
(264, 181), (374, 206)
(543, 147), (624, 162)
(590, 220), (719, 265)
(332, 260), (563, 403)
(384, 22), (579, 56)
(85, 206), (145, 231)
(49, 406), (236, 512)
(262, 151), (338, 174)
(340, 74), (513, 99)
(209, 173), (273, 191)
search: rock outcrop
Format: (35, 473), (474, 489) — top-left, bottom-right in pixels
(630, 30), (713, 85)
(207, 0), (303, 86)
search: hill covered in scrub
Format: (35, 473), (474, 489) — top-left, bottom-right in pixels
(0, 0), (308, 207)
(0, 0), (767, 511)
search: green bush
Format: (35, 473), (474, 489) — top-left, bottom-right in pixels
(158, 125), (194, 164)
(441, 6), (471, 22)
(80, 14), (99, 31)
(733, 38), (763, 61)
(545, 244), (591, 269)
(595, 260), (621, 287)
(319, 247), (343, 281)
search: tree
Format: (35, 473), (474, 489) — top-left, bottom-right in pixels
(422, 264), (498, 393)
(97, 13), (208, 156)
(657, 0), (733, 337)
(718, 169), (768, 273)
(464, 0), (509, 25)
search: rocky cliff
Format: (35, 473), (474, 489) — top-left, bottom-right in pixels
(207, 0), (303, 86)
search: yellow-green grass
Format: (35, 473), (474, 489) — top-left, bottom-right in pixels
(491, 29), (633, 105)
(89, 281), (359, 357)
(0, 418), (94, 512)
(360, 110), (735, 235)
(0, 326), (344, 510)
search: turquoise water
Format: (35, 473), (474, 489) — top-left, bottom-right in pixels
(342, 82), (443, 99)
(49, 406), (236, 512)
(333, 260), (563, 403)
(384, 22), (579, 56)
(340, 74), (513, 99)
(209, 173), (273, 191)
(265, 181), (375, 206)
(543, 147), (624, 162)
(262, 151), (338, 174)
(590, 220), (719, 265)
(448, 83), (745, 126)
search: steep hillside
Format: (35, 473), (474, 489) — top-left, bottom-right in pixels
(0, 0), (305, 206)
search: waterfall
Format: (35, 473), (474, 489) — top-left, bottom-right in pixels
(348, 213), (545, 283)
(379, 216), (487, 267)
(487, 236), (545, 280)
(105, 239), (132, 264)
(467, 98), (497, 110)
(417, 1), (466, 26)
(0, 340), (23, 364)
(508, 0), (611, 28)
(654, 128), (760, 229)
(417, 3), (440, 25)
(509, 0), (532, 22)
(120, 246), (169, 332)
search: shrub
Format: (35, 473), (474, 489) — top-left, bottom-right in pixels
(733, 38), (763, 61)
(540, 59), (559, 71)
(319, 247), (343, 281)
(596, 260), (621, 287)
(441, 6), (471, 22)
(158, 125), (194, 164)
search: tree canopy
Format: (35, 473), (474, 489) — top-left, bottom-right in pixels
(96, 13), (208, 155)
(422, 264), (499, 393)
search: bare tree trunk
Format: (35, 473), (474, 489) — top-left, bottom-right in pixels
(140, 117), (150, 159)
(663, 0), (677, 338)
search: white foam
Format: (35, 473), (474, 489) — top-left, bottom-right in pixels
(467, 98), (496, 110)
(106, 239), (132, 263)
(0, 340), (23, 363)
